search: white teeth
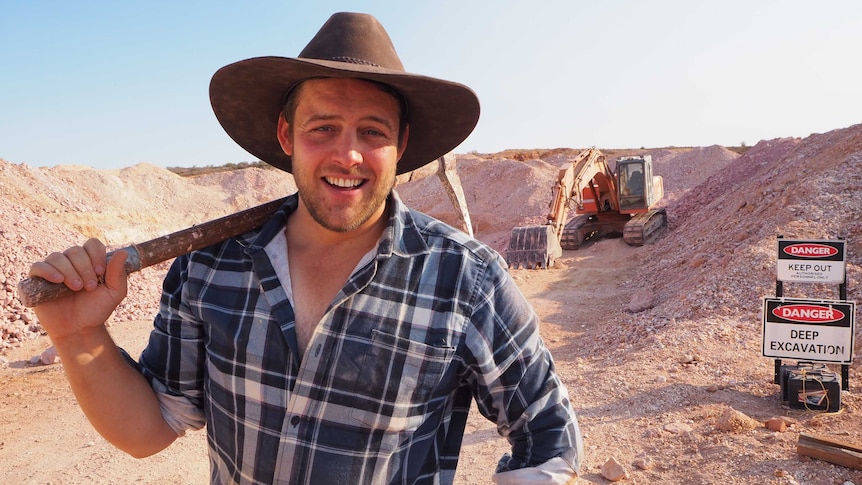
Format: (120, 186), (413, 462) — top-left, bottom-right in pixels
(326, 177), (362, 188)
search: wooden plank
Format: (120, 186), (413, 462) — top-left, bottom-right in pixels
(800, 433), (862, 454)
(797, 433), (862, 470)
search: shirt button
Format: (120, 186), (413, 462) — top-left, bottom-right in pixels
(290, 415), (301, 427)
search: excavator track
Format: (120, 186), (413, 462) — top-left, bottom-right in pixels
(622, 208), (667, 246)
(560, 216), (590, 250)
(560, 213), (630, 249)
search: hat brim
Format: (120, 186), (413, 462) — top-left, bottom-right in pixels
(210, 56), (480, 175)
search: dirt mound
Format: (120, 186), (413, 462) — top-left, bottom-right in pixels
(188, 166), (297, 209)
(643, 126), (862, 319)
(650, 144), (740, 204)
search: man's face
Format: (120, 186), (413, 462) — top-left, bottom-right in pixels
(278, 78), (407, 233)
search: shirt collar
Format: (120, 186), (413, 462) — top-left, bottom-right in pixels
(377, 190), (430, 259)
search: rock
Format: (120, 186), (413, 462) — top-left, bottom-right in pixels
(600, 457), (628, 482)
(765, 418), (787, 432)
(39, 346), (61, 365)
(627, 289), (654, 313)
(633, 457), (653, 470)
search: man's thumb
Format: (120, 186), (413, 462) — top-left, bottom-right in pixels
(104, 250), (129, 293)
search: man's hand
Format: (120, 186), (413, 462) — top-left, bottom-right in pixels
(28, 238), (128, 341)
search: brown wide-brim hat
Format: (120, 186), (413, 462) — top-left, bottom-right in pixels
(210, 12), (481, 175)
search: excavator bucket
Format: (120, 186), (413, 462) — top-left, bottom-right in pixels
(505, 225), (562, 269)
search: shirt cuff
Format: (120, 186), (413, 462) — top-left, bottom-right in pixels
(491, 456), (578, 484)
(150, 378), (206, 436)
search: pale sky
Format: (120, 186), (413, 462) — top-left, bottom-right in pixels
(2, 1), (860, 169)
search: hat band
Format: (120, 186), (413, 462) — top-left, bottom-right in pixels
(329, 56), (381, 67)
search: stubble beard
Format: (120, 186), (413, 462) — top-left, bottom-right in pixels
(297, 169), (396, 233)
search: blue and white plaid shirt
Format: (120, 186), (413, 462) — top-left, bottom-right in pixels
(136, 191), (582, 484)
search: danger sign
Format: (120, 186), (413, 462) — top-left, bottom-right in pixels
(762, 297), (855, 364)
(776, 239), (845, 283)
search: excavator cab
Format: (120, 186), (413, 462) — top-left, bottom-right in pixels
(616, 156), (662, 214)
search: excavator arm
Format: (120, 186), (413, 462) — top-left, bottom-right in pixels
(548, 148), (619, 233)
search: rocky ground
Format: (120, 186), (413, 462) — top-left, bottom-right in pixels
(1, 123), (862, 484)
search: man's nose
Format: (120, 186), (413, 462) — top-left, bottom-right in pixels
(333, 133), (363, 168)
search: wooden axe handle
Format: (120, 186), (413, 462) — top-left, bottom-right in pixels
(17, 197), (288, 308)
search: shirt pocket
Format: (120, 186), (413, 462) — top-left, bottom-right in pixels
(349, 329), (455, 431)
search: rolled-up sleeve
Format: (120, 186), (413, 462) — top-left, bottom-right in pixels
(150, 376), (206, 436)
(139, 255), (208, 435)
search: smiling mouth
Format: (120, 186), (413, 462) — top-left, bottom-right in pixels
(325, 176), (365, 189)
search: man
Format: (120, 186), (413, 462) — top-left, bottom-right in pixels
(28, 12), (583, 484)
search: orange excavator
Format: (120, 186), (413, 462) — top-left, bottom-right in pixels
(505, 148), (667, 269)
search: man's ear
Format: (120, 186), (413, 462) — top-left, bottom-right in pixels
(397, 123), (410, 161)
(276, 116), (293, 156)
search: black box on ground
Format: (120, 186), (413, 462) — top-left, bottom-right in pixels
(779, 363), (815, 402)
(786, 368), (841, 412)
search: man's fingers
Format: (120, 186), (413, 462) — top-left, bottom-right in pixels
(27, 239), (112, 293)
(63, 245), (101, 291)
(83, 238), (108, 276)
(37, 249), (87, 290)
(27, 260), (66, 284)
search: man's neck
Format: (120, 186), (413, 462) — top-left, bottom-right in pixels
(286, 199), (389, 251)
